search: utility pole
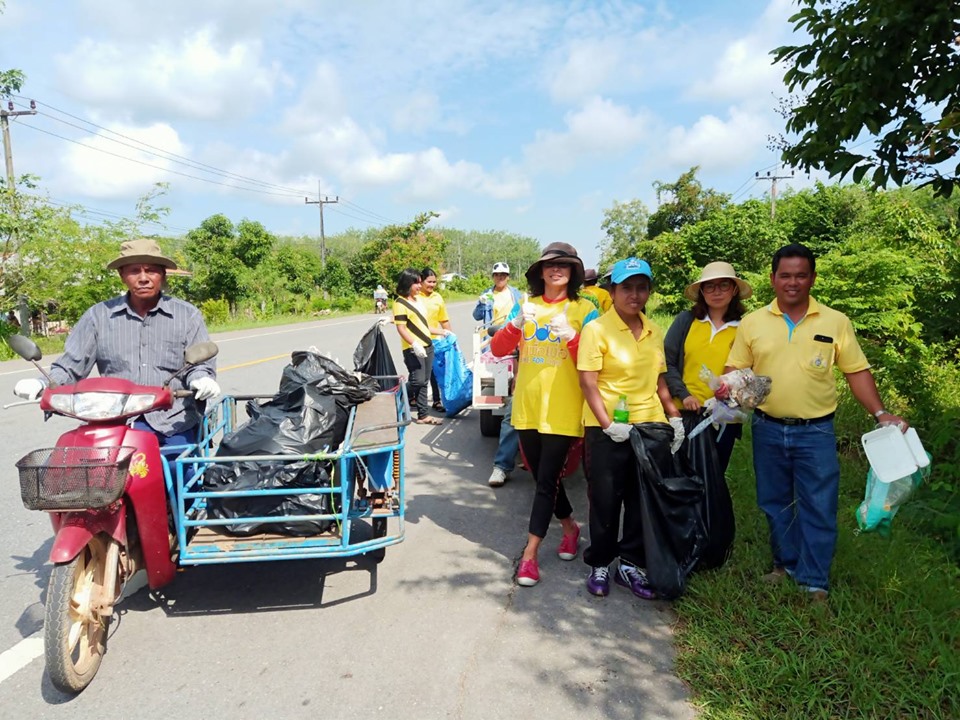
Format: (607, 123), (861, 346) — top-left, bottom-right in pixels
(755, 167), (794, 219)
(1, 99), (37, 192)
(304, 183), (338, 267)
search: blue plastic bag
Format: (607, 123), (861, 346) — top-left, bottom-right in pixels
(855, 453), (931, 536)
(432, 334), (473, 417)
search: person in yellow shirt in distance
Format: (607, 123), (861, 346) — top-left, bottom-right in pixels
(581, 268), (612, 313)
(419, 267), (452, 411)
(392, 268), (442, 425)
(491, 242), (599, 587)
(577, 257), (684, 599)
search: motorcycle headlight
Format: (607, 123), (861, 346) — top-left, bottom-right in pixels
(49, 392), (158, 420)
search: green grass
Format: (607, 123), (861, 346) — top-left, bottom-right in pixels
(674, 424), (960, 720)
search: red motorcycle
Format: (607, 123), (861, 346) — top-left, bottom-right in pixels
(8, 334), (217, 693)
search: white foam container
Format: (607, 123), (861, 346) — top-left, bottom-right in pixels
(861, 425), (927, 483)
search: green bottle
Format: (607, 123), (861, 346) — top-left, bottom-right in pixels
(612, 395), (630, 423)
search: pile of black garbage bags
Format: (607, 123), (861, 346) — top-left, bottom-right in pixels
(204, 346), (381, 536)
(630, 417), (735, 600)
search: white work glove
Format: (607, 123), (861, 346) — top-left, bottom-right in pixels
(548, 307), (576, 342)
(189, 376), (221, 402)
(510, 302), (537, 329)
(412, 343), (427, 359)
(668, 416), (685, 454)
(14, 377), (45, 400)
(478, 292), (493, 304)
(603, 422), (632, 443)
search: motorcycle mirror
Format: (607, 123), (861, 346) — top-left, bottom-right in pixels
(184, 341), (219, 366)
(7, 334), (42, 362)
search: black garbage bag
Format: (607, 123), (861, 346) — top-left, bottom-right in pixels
(281, 349), (379, 405)
(204, 460), (338, 536)
(682, 413), (736, 570)
(630, 423), (707, 600)
(353, 322), (399, 392)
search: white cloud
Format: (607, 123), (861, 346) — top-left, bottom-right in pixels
(55, 28), (285, 122)
(57, 123), (187, 199)
(544, 39), (623, 104)
(663, 107), (772, 170)
(524, 96), (648, 172)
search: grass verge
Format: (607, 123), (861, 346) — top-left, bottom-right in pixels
(674, 424), (959, 720)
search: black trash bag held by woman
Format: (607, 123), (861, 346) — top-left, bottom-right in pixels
(630, 423), (707, 599)
(353, 322), (399, 392)
(681, 413), (736, 570)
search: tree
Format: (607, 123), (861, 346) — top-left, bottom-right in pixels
(647, 167), (729, 239)
(183, 214), (246, 310)
(599, 199), (649, 267)
(773, 0), (960, 197)
(351, 212), (447, 291)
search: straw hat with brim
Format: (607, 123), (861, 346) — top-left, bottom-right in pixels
(525, 242), (584, 287)
(106, 238), (178, 271)
(684, 261), (752, 301)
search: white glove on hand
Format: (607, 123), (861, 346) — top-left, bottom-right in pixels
(189, 376), (221, 402)
(479, 292), (492, 304)
(603, 422), (632, 443)
(510, 302), (537, 329)
(14, 378), (45, 400)
(669, 416), (685, 454)
(412, 343), (427, 359)
(548, 309), (576, 342)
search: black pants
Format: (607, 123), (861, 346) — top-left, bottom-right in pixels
(430, 369), (441, 406)
(403, 346), (434, 419)
(583, 427), (645, 568)
(517, 430), (574, 538)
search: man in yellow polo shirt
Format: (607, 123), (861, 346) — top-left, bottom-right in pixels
(725, 243), (906, 601)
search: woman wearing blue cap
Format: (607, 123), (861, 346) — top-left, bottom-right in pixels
(576, 257), (684, 599)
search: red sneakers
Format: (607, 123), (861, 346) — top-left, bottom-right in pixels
(517, 558), (540, 586)
(557, 524), (580, 561)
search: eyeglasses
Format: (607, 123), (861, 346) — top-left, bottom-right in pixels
(543, 261), (570, 270)
(701, 279), (735, 293)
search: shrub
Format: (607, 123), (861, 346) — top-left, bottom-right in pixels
(200, 298), (230, 326)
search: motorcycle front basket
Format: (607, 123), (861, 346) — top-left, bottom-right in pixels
(16, 446), (136, 511)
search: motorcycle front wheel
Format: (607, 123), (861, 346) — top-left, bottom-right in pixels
(44, 538), (110, 693)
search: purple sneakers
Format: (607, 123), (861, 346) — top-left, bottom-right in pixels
(586, 566), (610, 596)
(615, 562), (656, 600)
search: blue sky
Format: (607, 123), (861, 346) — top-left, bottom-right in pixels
(0, 0), (814, 269)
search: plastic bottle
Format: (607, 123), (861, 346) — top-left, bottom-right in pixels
(612, 395), (629, 423)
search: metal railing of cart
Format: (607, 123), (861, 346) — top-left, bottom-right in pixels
(166, 377), (411, 565)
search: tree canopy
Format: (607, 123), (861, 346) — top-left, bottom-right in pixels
(774, 0), (960, 196)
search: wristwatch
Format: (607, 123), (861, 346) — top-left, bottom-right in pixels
(873, 408), (888, 418)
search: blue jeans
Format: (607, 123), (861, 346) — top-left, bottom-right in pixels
(493, 397), (519, 473)
(132, 420), (199, 458)
(751, 413), (840, 591)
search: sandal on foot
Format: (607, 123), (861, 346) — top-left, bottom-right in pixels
(416, 416), (442, 425)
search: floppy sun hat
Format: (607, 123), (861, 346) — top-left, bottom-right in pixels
(525, 242), (584, 286)
(491, 262), (510, 274)
(610, 257), (653, 284)
(684, 261), (752, 301)
(106, 238), (178, 271)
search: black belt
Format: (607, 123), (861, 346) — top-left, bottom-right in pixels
(755, 409), (834, 426)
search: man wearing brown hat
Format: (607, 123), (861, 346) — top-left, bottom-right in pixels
(13, 238), (219, 446)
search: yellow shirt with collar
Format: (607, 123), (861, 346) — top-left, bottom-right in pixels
(511, 296), (600, 437)
(392, 297), (431, 350)
(678, 317), (740, 404)
(420, 291), (449, 334)
(726, 296), (870, 418)
(577, 310), (668, 426)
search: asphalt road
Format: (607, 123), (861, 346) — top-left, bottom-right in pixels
(0, 301), (695, 719)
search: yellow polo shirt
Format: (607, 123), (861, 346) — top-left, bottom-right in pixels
(511, 296), (600, 437)
(726, 297), (870, 418)
(392, 297), (431, 350)
(581, 285), (613, 314)
(420, 291), (449, 335)
(677, 318), (740, 405)
(578, 310), (667, 426)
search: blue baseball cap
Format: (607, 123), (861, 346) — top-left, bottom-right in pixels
(610, 257), (653, 284)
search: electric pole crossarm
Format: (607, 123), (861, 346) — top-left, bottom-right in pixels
(755, 168), (794, 219)
(304, 183), (338, 267)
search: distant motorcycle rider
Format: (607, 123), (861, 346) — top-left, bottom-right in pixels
(13, 238), (219, 447)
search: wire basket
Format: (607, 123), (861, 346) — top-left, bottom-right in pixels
(16, 446), (136, 511)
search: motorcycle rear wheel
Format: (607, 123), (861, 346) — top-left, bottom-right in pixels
(44, 538), (110, 693)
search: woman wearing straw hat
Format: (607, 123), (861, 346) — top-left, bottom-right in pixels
(664, 261), (752, 476)
(490, 242), (600, 587)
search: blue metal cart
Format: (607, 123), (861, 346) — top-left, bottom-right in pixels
(164, 378), (410, 565)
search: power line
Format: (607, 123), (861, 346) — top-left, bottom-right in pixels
(26, 194), (192, 233)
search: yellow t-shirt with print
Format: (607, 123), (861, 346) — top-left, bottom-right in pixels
(676, 318), (739, 405)
(392, 297), (431, 351)
(510, 296), (600, 437)
(490, 287), (515, 327)
(578, 310), (667, 426)
(726, 297), (870, 418)
(420, 291), (449, 335)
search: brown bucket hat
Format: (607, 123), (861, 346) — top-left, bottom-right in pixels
(525, 242), (585, 287)
(106, 238), (178, 271)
